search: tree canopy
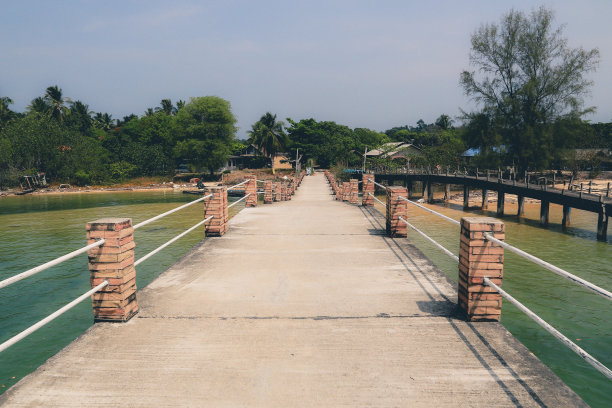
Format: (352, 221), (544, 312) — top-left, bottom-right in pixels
(460, 6), (599, 169)
(248, 112), (288, 157)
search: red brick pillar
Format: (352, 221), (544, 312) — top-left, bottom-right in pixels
(341, 182), (350, 201)
(281, 183), (288, 201)
(204, 186), (228, 236)
(362, 174), (374, 206)
(349, 179), (359, 204)
(263, 181), (273, 204)
(335, 181), (342, 200)
(245, 175), (257, 207)
(458, 217), (505, 321)
(87, 218), (138, 322)
(386, 187), (408, 237)
(274, 182), (282, 202)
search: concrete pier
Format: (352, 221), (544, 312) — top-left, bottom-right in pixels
(0, 173), (585, 407)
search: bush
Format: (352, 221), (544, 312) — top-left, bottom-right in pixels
(73, 170), (91, 186)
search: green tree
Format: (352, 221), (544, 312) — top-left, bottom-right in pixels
(27, 97), (49, 115)
(248, 112), (288, 157)
(67, 100), (93, 133)
(155, 99), (176, 115)
(0, 97), (16, 131)
(93, 112), (115, 131)
(44, 85), (71, 123)
(460, 6), (599, 169)
(174, 96), (237, 174)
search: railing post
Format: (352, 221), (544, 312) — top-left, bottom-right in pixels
(362, 173), (374, 206)
(349, 179), (359, 204)
(386, 187), (408, 237)
(245, 175), (257, 207)
(458, 217), (505, 321)
(281, 182), (289, 201)
(204, 186), (228, 236)
(342, 182), (350, 201)
(86, 218), (138, 322)
(274, 182), (282, 202)
(263, 181), (273, 204)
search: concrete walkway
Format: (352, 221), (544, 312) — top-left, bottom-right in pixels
(1, 173), (585, 407)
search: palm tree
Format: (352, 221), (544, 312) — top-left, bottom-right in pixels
(247, 112), (288, 157)
(0, 96), (15, 124)
(68, 100), (93, 131)
(144, 108), (155, 117)
(44, 85), (71, 122)
(176, 100), (186, 111)
(93, 112), (115, 131)
(155, 99), (176, 115)
(27, 97), (50, 115)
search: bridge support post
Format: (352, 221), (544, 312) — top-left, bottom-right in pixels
(407, 179), (413, 198)
(87, 218), (138, 322)
(481, 189), (488, 210)
(562, 205), (571, 230)
(463, 186), (469, 210)
(426, 180), (434, 204)
(444, 184), (451, 202)
(496, 192), (505, 217)
(597, 206), (608, 241)
(386, 187), (408, 237)
(517, 196), (525, 217)
(349, 179), (359, 204)
(273, 182), (282, 202)
(263, 181), (273, 204)
(204, 186), (228, 236)
(362, 174), (374, 206)
(540, 200), (549, 227)
(245, 175), (257, 207)
(458, 217), (504, 322)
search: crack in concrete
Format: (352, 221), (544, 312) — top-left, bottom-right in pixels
(137, 313), (456, 320)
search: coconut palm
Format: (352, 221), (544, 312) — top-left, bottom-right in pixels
(247, 112), (288, 157)
(93, 112), (115, 131)
(68, 100), (93, 132)
(27, 97), (50, 115)
(44, 85), (71, 122)
(155, 98), (176, 115)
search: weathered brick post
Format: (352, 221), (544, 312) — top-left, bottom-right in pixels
(362, 174), (374, 206)
(385, 187), (408, 237)
(458, 217), (505, 321)
(335, 181), (342, 200)
(281, 183), (288, 201)
(203, 186), (228, 236)
(274, 182), (282, 202)
(263, 181), (273, 204)
(87, 218), (138, 322)
(245, 175), (257, 207)
(342, 182), (350, 201)
(349, 179), (359, 204)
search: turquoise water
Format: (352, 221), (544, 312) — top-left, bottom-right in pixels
(0, 190), (246, 394)
(375, 190), (611, 407)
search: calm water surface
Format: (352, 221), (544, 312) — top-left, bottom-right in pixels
(0, 189), (610, 406)
(375, 189), (611, 407)
(0, 190), (246, 394)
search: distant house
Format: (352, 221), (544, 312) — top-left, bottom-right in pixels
(272, 153), (292, 170)
(220, 145), (293, 171)
(461, 146), (507, 163)
(365, 142), (422, 164)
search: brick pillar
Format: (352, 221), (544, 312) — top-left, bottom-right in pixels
(281, 183), (288, 201)
(204, 186), (228, 236)
(386, 187), (408, 237)
(87, 218), (138, 322)
(263, 181), (273, 204)
(245, 175), (257, 207)
(335, 181), (342, 200)
(349, 179), (359, 204)
(458, 217), (505, 322)
(362, 174), (374, 206)
(274, 182), (282, 201)
(342, 182), (350, 201)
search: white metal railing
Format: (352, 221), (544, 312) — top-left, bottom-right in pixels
(228, 179), (249, 189)
(398, 196), (460, 226)
(373, 181), (388, 190)
(228, 193), (252, 209)
(368, 192), (385, 207)
(133, 194), (213, 230)
(399, 216), (458, 262)
(0, 280), (109, 353)
(483, 278), (612, 381)
(484, 233), (612, 301)
(0, 239), (106, 290)
(135, 216), (214, 266)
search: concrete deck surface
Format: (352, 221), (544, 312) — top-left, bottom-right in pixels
(1, 173), (585, 407)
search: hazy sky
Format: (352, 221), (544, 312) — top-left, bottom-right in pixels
(1, 1), (610, 138)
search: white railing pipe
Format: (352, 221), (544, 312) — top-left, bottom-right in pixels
(228, 193), (251, 209)
(133, 194), (212, 230)
(399, 217), (458, 262)
(368, 192), (385, 206)
(483, 277), (612, 381)
(0, 280), (109, 353)
(0, 239), (105, 290)
(398, 196), (460, 226)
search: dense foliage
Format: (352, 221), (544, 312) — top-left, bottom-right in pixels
(460, 7), (600, 170)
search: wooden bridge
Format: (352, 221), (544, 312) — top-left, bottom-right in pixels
(370, 170), (611, 241)
(0, 173), (588, 406)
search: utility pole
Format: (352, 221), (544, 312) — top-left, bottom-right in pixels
(362, 146), (367, 172)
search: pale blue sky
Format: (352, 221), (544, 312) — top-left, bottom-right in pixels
(1, 1), (610, 138)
